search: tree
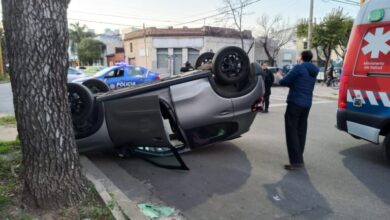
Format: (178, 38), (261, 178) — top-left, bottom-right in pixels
(334, 18), (353, 60)
(77, 38), (105, 65)
(257, 14), (294, 66)
(69, 22), (95, 54)
(221, 0), (251, 50)
(297, 9), (353, 71)
(2, 0), (85, 209)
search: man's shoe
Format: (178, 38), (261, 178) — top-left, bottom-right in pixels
(263, 109), (269, 113)
(284, 164), (304, 170)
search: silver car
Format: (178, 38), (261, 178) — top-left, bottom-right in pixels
(68, 46), (265, 169)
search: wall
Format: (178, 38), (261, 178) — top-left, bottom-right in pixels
(203, 37), (255, 62)
(124, 35), (255, 77)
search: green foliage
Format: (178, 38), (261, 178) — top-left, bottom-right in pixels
(69, 22), (95, 53)
(77, 38), (104, 66)
(0, 140), (20, 154)
(296, 9), (353, 65)
(0, 74), (9, 82)
(0, 115), (16, 125)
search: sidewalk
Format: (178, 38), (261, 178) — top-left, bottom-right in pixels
(0, 125), (17, 141)
(313, 84), (339, 100)
(0, 123), (182, 220)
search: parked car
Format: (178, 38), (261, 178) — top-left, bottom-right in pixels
(68, 46), (265, 169)
(72, 63), (160, 92)
(316, 67), (325, 82)
(337, 0), (390, 160)
(67, 67), (90, 82)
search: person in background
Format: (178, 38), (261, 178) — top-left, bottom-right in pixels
(279, 50), (319, 170)
(326, 63), (334, 87)
(180, 61), (194, 73)
(261, 61), (274, 113)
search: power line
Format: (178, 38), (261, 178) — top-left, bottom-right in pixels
(68, 18), (142, 28)
(327, 0), (359, 6)
(69, 10), (175, 23)
(174, 0), (263, 27)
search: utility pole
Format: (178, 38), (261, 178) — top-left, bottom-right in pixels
(307, 0), (314, 50)
(143, 23), (148, 68)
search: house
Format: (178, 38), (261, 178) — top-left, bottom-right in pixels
(95, 29), (124, 66)
(123, 26), (255, 77)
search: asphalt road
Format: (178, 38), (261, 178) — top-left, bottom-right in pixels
(87, 94), (390, 220)
(0, 83), (14, 115)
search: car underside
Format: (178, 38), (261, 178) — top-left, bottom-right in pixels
(68, 46), (265, 169)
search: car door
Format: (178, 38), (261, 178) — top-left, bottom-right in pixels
(104, 95), (188, 170)
(127, 66), (145, 85)
(104, 67), (126, 89)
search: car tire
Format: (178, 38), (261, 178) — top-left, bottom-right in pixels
(83, 79), (110, 94)
(68, 83), (94, 122)
(383, 133), (390, 161)
(212, 46), (250, 84)
(195, 52), (214, 69)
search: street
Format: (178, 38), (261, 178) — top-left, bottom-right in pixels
(0, 83), (14, 115)
(87, 91), (390, 220)
(2, 82), (390, 219)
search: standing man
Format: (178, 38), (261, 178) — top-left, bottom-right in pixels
(261, 62), (274, 113)
(279, 51), (319, 170)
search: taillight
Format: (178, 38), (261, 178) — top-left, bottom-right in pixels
(338, 75), (349, 110)
(156, 74), (161, 80)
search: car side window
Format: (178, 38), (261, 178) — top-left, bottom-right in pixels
(128, 67), (144, 76)
(105, 68), (124, 78)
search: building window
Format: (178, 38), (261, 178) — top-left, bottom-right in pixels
(188, 48), (200, 67)
(157, 48), (168, 68)
(130, 42), (133, 53)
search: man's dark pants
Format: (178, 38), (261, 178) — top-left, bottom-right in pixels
(285, 102), (310, 164)
(264, 89), (271, 111)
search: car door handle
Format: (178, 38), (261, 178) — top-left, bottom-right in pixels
(219, 111), (231, 116)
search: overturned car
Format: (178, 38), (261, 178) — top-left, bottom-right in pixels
(68, 46), (265, 169)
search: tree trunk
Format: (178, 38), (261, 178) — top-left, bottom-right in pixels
(2, 0), (86, 209)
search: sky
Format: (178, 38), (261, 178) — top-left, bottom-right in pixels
(4, 0), (361, 35)
(67, 0), (360, 35)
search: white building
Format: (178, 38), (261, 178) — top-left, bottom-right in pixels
(123, 26), (255, 77)
(95, 29), (124, 66)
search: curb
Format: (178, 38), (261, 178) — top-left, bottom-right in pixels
(80, 156), (148, 220)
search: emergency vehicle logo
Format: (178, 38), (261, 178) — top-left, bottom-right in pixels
(362, 27), (390, 59)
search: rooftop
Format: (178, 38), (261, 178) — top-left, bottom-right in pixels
(123, 26), (253, 40)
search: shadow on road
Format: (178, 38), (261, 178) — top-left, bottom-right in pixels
(115, 142), (252, 211)
(340, 143), (390, 205)
(264, 170), (333, 219)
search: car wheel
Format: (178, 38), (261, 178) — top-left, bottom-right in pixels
(83, 79), (110, 94)
(195, 52), (214, 69)
(68, 83), (94, 122)
(212, 46), (249, 84)
(383, 133), (390, 161)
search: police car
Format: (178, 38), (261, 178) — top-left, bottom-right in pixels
(337, 0), (390, 160)
(71, 63), (160, 92)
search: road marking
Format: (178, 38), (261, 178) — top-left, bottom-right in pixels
(269, 100), (334, 108)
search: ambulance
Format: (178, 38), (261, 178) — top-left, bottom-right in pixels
(337, 0), (390, 160)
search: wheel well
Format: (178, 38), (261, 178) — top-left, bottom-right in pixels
(380, 123), (390, 136)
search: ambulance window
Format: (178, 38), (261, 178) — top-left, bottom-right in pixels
(354, 25), (390, 76)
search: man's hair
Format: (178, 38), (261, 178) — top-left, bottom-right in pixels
(301, 50), (313, 62)
(261, 61), (269, 66)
